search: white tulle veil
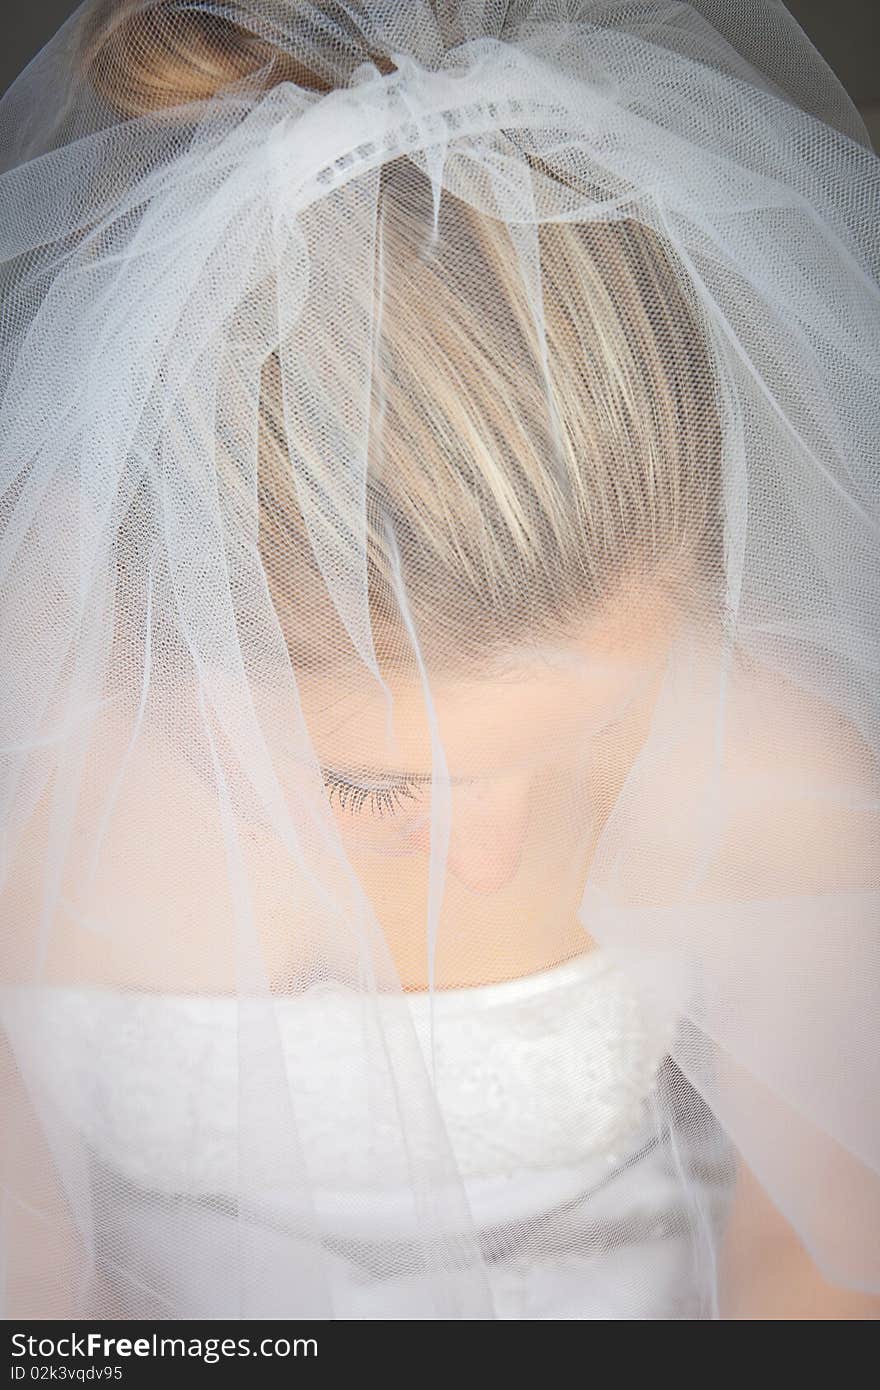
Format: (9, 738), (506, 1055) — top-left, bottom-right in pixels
(0, 1), (878, 1319)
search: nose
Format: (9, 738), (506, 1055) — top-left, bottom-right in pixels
(404, 772), (533, 893)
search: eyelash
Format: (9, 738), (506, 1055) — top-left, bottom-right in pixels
(321, 770), (422, 818)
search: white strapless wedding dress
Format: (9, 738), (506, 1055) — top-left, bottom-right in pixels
(0, 949), (733, 1318)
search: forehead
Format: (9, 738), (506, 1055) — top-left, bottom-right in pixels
(295, 637), (667, 779)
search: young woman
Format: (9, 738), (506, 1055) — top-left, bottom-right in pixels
(1, 0), (877, 1319)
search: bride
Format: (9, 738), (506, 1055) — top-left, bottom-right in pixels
(1, 0), (878, 1319)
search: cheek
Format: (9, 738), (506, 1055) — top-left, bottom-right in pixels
(322, 784), (432, 854)
(403, 773), (533, 878)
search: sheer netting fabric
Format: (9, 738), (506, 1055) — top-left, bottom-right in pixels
(0, 1), (878, 1320)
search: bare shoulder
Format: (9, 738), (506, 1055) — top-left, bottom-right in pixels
(708, 647), (879, 895)
(723, 647), (876, 780)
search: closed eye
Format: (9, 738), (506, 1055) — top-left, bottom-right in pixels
(321, 768), (423, 818)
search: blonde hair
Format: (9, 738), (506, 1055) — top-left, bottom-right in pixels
(84, 1), (725, 678)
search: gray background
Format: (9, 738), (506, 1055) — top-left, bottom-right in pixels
(2, 1), (878, 147)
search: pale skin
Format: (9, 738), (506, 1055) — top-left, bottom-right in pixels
(3, 585), (879, 1317)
